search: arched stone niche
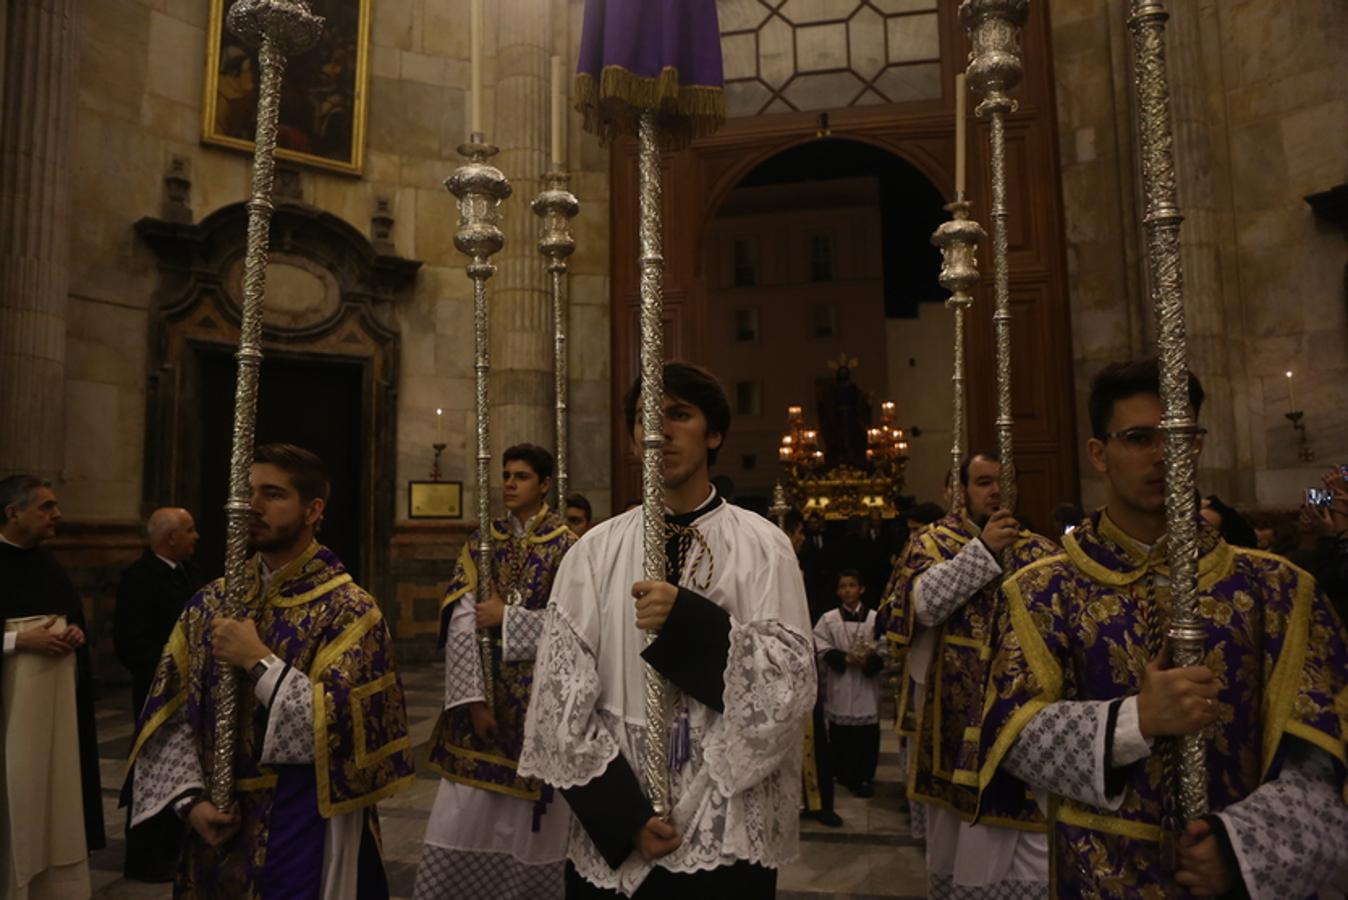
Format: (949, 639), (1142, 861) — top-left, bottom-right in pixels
(135, 202), (421, 592)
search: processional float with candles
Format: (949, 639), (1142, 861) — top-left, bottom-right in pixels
(573, 0), (727, 818)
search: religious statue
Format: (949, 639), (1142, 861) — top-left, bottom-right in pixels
(817, 355), (872, 470)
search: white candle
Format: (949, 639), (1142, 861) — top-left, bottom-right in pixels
(955, 73), (967, 197)
(550, 55), (564, 169)
(470, 0), (483, 135)
(1285, 371), (1296, 411)
(435, 407), (444, 443)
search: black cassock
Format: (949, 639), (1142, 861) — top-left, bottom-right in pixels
(114, 549), (200, 879)
(0, 541), (107, 853)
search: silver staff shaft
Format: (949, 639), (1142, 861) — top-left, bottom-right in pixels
(212, 0), (321, 813)
(931, 197), (986, 517)
(446, 135), (511, 708)
(531, 172), (580, 505)
(637, 110), (671, 818)
(961, 0), (1027, 516)
(1128, 0), (1206, 821)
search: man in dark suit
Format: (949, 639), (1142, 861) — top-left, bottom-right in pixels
(114, 506), (200, 882)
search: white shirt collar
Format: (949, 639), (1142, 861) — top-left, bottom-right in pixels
(0, 533), (22, 549)
(154, 552), (179, 570)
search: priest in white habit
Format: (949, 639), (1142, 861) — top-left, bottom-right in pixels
(0, 475), (106, 899)
(520, 363), (815, 898)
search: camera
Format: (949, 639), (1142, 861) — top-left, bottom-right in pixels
(1306, 487), (1333, 508)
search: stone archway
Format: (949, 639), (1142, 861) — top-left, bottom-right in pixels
(607, 2), (1080, 534)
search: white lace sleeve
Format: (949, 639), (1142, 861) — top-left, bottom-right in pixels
(1002, 699), (1122, 809)
(518, 604), (620, 788)
(444, 592), (485, 710)
(131, 708), (204, 827)
(913, 538), (1001, 628)
(501, 605), (546, 662)
(1216, 744), (1348, 900)
(258, 668), (315, 765)
(702, 618), (815, 797)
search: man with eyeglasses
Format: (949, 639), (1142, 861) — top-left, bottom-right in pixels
(975, 357), (1348, 898)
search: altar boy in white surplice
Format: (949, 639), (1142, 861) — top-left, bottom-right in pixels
(520, 362), (815, 899)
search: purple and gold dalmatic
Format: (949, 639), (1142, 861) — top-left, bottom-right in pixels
(427, 508), (574, 799)
(979, 511), (1348, 897)
(878, 510), (1056, 825)
(126, 543), (415, 898)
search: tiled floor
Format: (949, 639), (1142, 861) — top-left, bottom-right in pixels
(90, 663), (928, 898)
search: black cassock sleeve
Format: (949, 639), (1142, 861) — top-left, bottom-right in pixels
(561, 753), (656, 869)
(640, 588), (732, 712)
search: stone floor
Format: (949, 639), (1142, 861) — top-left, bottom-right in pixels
(90, 663), (928, 898)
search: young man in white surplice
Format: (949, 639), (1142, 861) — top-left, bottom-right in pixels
(519, 362), (816, 899)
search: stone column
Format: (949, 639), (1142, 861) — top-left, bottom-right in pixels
(490, 0), (554, 453)
(0, 0), (79, 479)
(1154, 0), (1247, 498)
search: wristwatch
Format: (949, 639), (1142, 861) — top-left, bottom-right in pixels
(248, 653), (280, 683)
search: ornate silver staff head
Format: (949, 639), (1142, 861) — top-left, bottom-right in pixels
(959, 0), (1028, 116)
(932, 200), (986, 517)
(532, 173), (580, 504)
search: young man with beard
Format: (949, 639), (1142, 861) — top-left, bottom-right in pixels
(979, 358), (1348, 897)
(520, 362), (814, 898)
(126, 444), (415, 899)
(414, 444), (576, 899)
(875, 451), (1058, 898)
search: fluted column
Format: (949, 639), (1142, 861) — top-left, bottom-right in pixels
(0, 0), (78, 479)
(491, 0), (553, 452)
(1155, 0), (1245, 497)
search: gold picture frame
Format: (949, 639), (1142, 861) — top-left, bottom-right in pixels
(409, 481), (463, 520)
(201, 0), (371, 176)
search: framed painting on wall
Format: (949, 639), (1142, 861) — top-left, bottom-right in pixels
(201, 0), (371, 175)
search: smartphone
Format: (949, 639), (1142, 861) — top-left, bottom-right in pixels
(1306, 487), (1333, 508)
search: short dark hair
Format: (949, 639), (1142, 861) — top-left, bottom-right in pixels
(564, 492), (592, 521)
(1051, 502), (1085, 530)
(907, 501), (946, 525)
(959, 450), (1001, 487)
(783, 509), (805, 535)
(0, 475), (50, 518)
(623, 362), (731, 466)
(836, 567), (865, 588)
(503, 443), (554, 481)
(1088, 357), (1205, 439)
(254, 443), (330, 503)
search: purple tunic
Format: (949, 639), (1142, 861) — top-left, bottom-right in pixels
(876, 511), (1056, 826)
(979, 512), (1348, 897)
(127, 543), (416, 898)
(427, 510), (575, 799)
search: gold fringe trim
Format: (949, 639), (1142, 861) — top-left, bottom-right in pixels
(574, 66), (725, 150)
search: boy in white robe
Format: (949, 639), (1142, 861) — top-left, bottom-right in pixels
(812, 568), (883, 797)
(519, 362), (815, 899)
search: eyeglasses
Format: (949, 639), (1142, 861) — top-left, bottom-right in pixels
(1100, 427), (1207, 455)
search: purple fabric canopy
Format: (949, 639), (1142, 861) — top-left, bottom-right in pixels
(575, 0), (725, 147)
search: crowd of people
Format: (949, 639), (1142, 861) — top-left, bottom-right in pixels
(0, 357), (1345, 899)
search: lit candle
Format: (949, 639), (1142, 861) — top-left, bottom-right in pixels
(435, 407), (444, 443)
(779, 446), (792, 462)
(788, 405), (802, 421)
(955, 72), (967, 197)
(1286, 370), (1296, 411)
(470, 0), (483, 135)
(782, 435), (793, 446)
(550, 55), (564, 169)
